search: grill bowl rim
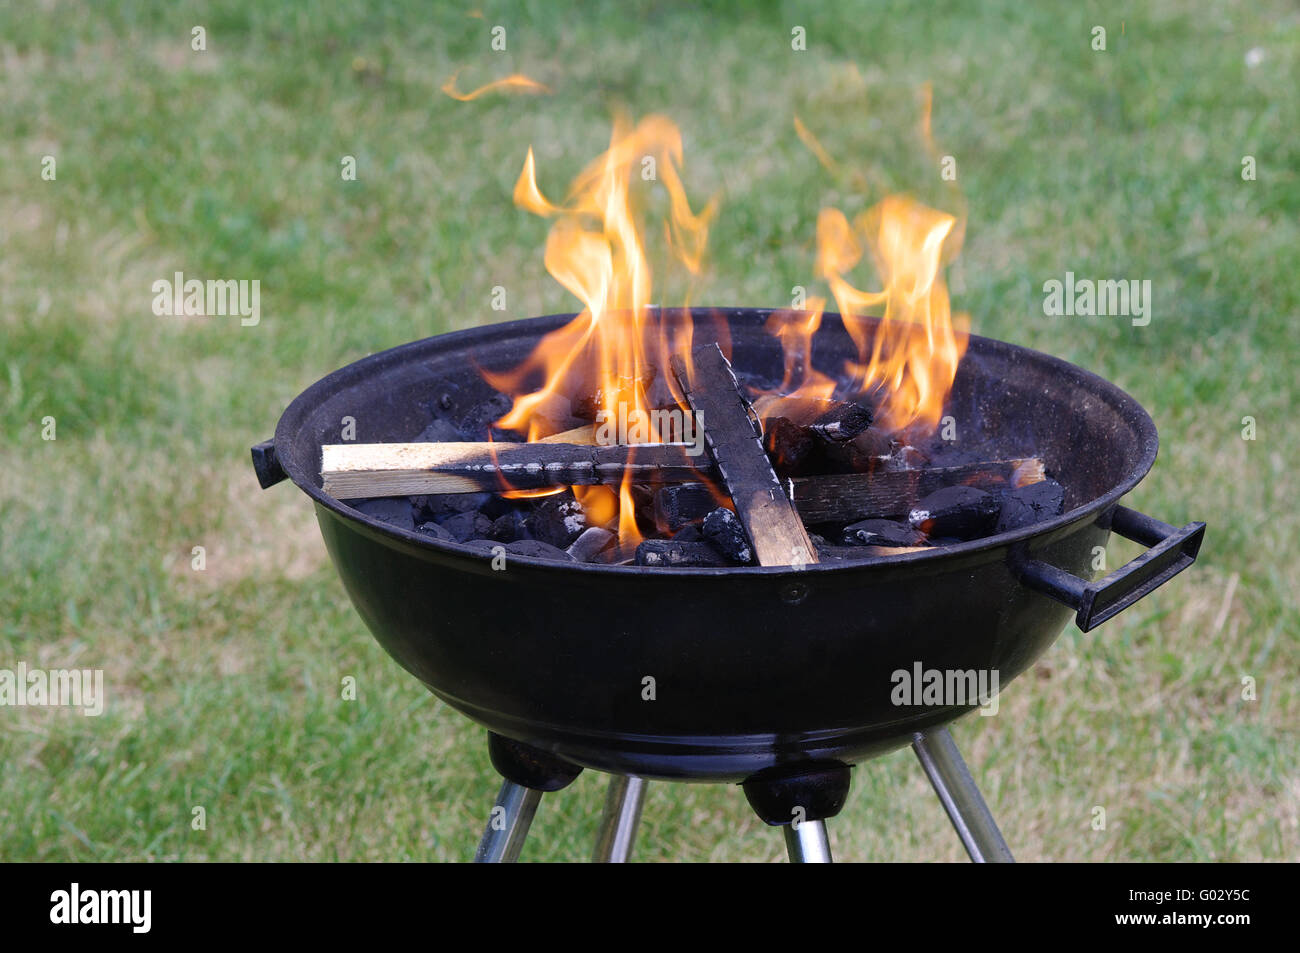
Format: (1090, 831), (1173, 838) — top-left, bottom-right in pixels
(274, 307), (1160, 577)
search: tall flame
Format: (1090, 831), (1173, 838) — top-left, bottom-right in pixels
(484, 115), (716, 545)
(818, 196), (969, 433)
(788, 102), (969, 436)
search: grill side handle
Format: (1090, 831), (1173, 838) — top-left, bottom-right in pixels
(251, 438), (288, 489)
(1009, 505), (1206, 632)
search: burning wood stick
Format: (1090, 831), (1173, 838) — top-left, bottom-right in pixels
(670, 344), (818, 568)
(321, 441), (709, 497)
(322, 436), (1044, 524)
(751, 395), (873, 443)
(789, 459), (1044, 524)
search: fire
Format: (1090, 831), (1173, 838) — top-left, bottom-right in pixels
(817, 195), (969, 434)
(483, 115), (716, 545)
(761, 300), (837, 402)
(480, 106), (969, 551)
(440, 70), (550, 101)
(786, 99), (969, 436)
(753, 196), (967, 436)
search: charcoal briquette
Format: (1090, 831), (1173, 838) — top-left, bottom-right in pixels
(413, 418), (462, 443)
(809, 400), (873, 442)
(505, 539), (576, 562)
(416, 521), (455, 542)
(456, 391), (513, 440)
(908, 485), (1000, 540)
(701, 507), (754, 564)
(996, 479), (1066, 532)
(411, 492), (492, 523)
(488, 510), (531, 543)
(439, 510), (494, 542)
(351, 498), (416, 532)
(822, 427), (894, 473)
(653, 483), (717, 532)
(527, 497), (588, 548)
(841, 518), (924, 547)
(634, 539), (728, 568)
(566, 526), (616, 562)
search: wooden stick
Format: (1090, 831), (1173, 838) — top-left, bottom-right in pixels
(536, 425), (597, 445)
(788, 458), (1044, 524)
(751, 395), (872, 442)
(671, 344), (818, 568)
(321, 441), (709, 498)
(322, 437), (1045, 524)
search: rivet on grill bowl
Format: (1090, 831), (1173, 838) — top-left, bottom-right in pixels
(781, 581), (810, 605)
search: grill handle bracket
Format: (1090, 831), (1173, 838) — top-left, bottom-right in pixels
(251, 438), (287, 489)
(1011, 505), (1206, 632)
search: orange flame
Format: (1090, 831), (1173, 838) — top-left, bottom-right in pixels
(484, 115), (716, 545)
(761, 299), (837, 401)
(440, 70), (550, 101)
(788, 100), (969, 436)
(794, 116), (839, 176)
(816, 196), (969, 433)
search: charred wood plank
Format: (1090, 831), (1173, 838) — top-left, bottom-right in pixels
(762, 416), (819, 477)
(671, 344), (818, 568)
(809, 401), (873, 442)
(321, 441), (710, 497)
(324, 439), (1046, 539)
(752, 396), (871, 437)
(755, 397), (874, 476)
(821, 427), (895, 472)
(788, 458), (1044, 524)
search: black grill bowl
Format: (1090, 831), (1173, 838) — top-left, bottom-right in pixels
(260, 309), (1202, 782)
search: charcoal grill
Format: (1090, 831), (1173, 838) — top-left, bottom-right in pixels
(251, 308), (1205, 862)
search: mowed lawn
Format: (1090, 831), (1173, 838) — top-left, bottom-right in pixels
(1, 0), (1296, 861)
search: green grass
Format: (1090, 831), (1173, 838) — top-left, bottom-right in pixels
(1, 0), (1296, 861)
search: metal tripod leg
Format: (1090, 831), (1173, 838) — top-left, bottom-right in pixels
(783, 819), (833, 862)
(473, 733), (583, 863)
(912, 727), (1015, 863)
(592, 775), (647, 862)
(474, 779), (542, 863)
(742, 762), (850, 863)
